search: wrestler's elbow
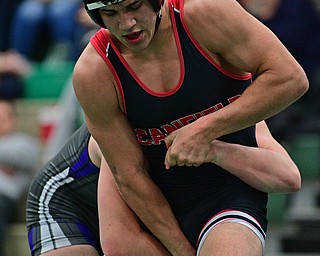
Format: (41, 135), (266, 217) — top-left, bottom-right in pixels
(281, 164), (301, 193)
(288, 65), (309, 100)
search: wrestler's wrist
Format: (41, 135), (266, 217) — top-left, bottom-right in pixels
(210, 140), (224, 165)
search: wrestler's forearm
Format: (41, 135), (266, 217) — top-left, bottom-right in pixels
(89, 114), (193, 255)
(98, 159), (173, 256)
(116, 171), (194, 256)
(210, 140), (300, 193)
(198, 69), (308, 142)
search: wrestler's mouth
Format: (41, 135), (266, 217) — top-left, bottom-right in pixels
(123, 31), (143, 43)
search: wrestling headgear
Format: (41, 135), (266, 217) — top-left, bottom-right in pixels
(83, 0), (164, 28)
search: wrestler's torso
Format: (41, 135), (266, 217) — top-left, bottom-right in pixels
(90, 0), (268, 244)
(90, 0), (256, 172)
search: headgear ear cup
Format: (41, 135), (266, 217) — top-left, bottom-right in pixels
(83, 0), (164, 28)
(83, 1), (106, 28)
(150, 0), (164, 12)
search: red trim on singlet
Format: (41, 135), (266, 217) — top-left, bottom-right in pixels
(170, 0), (252, 81)
(100, 28), (185, 97)
(90, 30), (127, 114)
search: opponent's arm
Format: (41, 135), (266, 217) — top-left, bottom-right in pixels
(73, 44), (194, 256)
(209, 121), (301, 193)
(165, 0), (308, 168)
(89, 137), (171, 255)
(97, 157), (171, 255)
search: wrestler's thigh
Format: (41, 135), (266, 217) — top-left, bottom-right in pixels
(41, 244), (99, 256)
(198, 222), (262, 256)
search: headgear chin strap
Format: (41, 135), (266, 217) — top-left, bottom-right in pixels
(155, 8), (162, 33)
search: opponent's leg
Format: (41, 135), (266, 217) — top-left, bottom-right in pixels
(98, 160), (170, 256)
(41, 244), (99, 256)
(198, 222), (262, 256)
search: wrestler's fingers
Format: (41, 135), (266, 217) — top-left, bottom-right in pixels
(185, 162), (193, 167)
(164, 147), (177, 170)
(164, 134), (173, 149)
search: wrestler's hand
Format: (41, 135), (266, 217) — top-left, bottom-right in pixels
(164, 123), (212, 169)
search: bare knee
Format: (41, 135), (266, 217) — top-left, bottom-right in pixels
(101, 237), (131, 256)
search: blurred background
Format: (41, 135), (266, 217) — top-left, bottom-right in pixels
(0, 0), (319, 255)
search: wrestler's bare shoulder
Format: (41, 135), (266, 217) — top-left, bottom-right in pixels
(183, 0), (244, 35)
(73, 43), (117, 106)
(74, 44), (112, 83)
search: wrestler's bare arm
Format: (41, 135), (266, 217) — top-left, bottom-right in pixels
(165, 0), (308, 168)
(209, 121), (300, 193)
(73, 44), (194, 256)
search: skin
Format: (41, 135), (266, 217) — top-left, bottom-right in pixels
(98, 159), (171, 256)
(73, 0), (307, 255)
(97, 121), (301, 256)
(42, 120), (300, 255)
(238, 0), (281, 20)
(97, 121), (301, 255)
(90, 132), (172, 256)
(74, 1), (193, 255)
(164, 0), (308, 169)
(42, 135), (171, 256)
(210, 121), (300, 193)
